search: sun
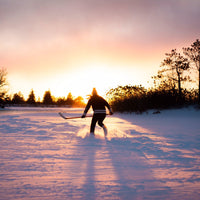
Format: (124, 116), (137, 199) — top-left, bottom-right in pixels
(67, 63), (114, 98)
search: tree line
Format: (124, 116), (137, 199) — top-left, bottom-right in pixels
(0, 86), (85, 107)
(106, 39), (200, 112)
(1, 39), (200, 111)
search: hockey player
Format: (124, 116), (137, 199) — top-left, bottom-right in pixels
(82, 88), (113, 136)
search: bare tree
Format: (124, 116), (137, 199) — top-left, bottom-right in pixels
(154, 49), (190, 100)
(183, 39), (200, 103)
(0, 68), (8, 106)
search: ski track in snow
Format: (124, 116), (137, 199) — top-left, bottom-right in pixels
(0, 107), (200, 200)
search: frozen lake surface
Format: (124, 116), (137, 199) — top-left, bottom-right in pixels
(0, 107), (200, 200)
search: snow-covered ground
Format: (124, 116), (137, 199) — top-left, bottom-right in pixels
(0, 107), (200, 200)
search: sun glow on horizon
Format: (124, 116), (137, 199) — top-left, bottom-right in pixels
(8, 60), (151, 102)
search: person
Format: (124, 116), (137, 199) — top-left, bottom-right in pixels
(81, 88), (113, 136)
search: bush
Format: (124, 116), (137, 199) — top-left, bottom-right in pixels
(107, 85), (198, 113)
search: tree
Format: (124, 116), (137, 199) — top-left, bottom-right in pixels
(0, 68), (8, 105)
(42, 90), (53, 105)
(154, 49), (190, 101)
(106, 85), (147, 112)
(66, 92), (74, 105)
(27, 89), (36, 104)
(56, 97), (66, 106)
(183, 39), (200, 103)
(74, 96), (85, 107)
(12, 92), (25, 104)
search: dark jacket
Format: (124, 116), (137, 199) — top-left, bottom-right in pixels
(83, 95), (112, 115)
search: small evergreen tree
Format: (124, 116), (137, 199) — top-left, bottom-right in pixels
(27, 89), (36, 104)
(66, 92), (73, 105)
(42, 90), (53, 105)
(12, 92), (25, 104)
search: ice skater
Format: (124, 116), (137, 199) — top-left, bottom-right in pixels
(81, 88), (113, 136)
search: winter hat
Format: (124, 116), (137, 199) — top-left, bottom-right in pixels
(92, 88), (98, 96)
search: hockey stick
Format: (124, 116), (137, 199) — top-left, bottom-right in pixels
(58, 112), (93, 120)
(58, 112), (111, 120)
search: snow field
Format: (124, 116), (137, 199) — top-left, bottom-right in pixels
(0, 107), (200, 200)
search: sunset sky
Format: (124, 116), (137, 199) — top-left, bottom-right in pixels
(1, 0), (200, 100)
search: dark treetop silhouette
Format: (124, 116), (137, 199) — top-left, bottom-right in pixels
(82, 88), (113, 136)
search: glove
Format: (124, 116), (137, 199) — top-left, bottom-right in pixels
(109, 111), (113, 115)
